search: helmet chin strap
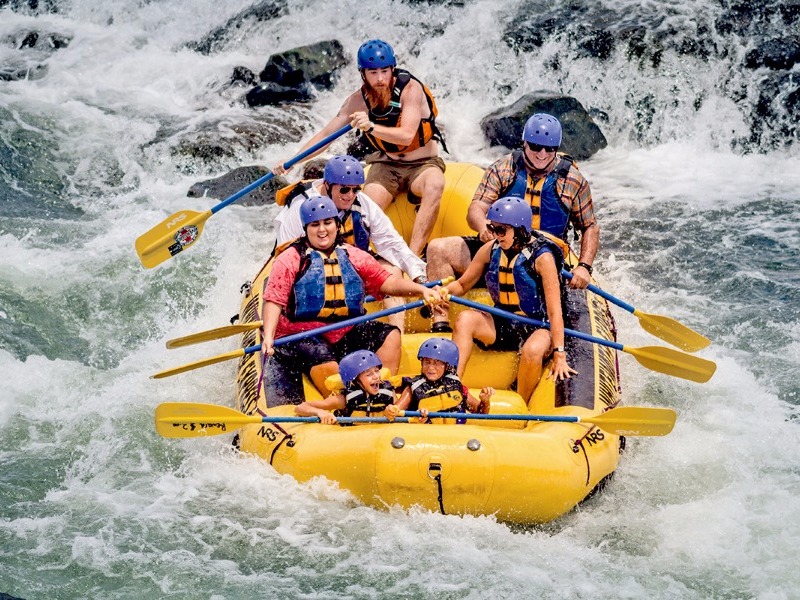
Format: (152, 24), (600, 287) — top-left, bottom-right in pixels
(522, 147), (556, 176)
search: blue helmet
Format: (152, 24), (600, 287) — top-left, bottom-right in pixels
(522, 113), (562, 147)
(357, 39), (396, 69)
(300, 197), (338, 227)
(324, 155), (365, 186)
(417, 337), (459, 369)
(487, 197), (533, 233)
(339, 350), (382, 386)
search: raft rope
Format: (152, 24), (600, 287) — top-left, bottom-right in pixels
(434, 472), (446, 515)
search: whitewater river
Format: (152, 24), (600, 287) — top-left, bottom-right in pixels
(2, 0), (798, 598)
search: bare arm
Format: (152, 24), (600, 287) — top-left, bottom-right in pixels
(274, 92), (362, 172)
(380, 276), (443, 306)
(536, 253), (576, 380)
(350, 80), (425, 147)
(446, 241), (493, 296)
(261, 301), (282, 356)
(466, 199), (493, 240)
(569, 222), (600, 289)
(295, 393), (346, 425)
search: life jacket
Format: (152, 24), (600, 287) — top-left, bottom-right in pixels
(502, 150), (575, 246)
(486, 234), (564, 320)
(339, 198), (371, 252)
(274, 180), (314, 207)
(361, 68), (447, 154)
(407, 373), (468, 423)
(343, 380), (396, 419)
(287, 241), (366, 322)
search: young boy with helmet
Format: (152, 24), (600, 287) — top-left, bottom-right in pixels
(295, 350), (400, 425)
(443, 197), (576, 401)
(390, 337), (493, 424)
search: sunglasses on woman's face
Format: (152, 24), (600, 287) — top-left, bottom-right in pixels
(337, 185), (362, 195)
(486, 223), (511, 235)
(525, 142), (558, 153)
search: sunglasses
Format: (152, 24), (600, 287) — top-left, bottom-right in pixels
(525, 142), (558, 153)
(486, 223), (512, 235)
(337, 185), (362, 195)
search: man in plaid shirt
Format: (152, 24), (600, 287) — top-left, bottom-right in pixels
(425, 113), (599, 333)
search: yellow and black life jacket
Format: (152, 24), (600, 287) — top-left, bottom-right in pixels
(343, 380), (396, 419)
(406, 373), (468, 423)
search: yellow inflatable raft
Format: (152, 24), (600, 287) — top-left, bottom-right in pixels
(229, 163), (623, 525)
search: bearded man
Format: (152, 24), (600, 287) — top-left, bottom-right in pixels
(275, 39), (446, 257)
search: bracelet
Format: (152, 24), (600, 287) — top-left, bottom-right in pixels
(577, 262), (593, 274)
(554, 346), (566, 353)
(366, 123), (375, 134)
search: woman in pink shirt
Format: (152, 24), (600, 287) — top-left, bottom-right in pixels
(262, 197), (443, 407)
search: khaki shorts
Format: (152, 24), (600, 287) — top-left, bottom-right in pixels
(365, 154), (446, 201)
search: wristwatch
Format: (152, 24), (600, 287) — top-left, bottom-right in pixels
(577, 262), (593, 274)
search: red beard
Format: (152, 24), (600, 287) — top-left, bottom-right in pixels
(363, 80), (393, 111)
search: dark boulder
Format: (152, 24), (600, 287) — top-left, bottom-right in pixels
(246, 81), (315, 106)
(258, 40), (347, 90)
(186, 1), (286, 55)
(167, 117), (306, 172)
(745, 35), (800, 70)
(247, 40), (348, 107)
(187, 166), (288, 206)
(480, 92), (607, 160)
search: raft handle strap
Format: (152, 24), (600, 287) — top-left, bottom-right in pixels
(428, 462), (446, 515)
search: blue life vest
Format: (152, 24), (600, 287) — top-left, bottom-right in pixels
(486, 235), (564, 319)
(503, 150), (574, 241)
(289, 243), (366, 321)
(339, 199), (371, 251)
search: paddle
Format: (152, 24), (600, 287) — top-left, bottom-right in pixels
(135, 124), (354, 269)
(165, 278), (454, 349)
(152, 298), (427, 379)
(562, 270), (710, 352)
(155, 402), (675, 438)
(448, 296), (716, 383)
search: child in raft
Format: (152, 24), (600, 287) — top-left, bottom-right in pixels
(388, 337), (494, 424)
(295, 350), (399, 424)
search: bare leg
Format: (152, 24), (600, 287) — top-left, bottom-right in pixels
(376, 328), (402, 374)
(364, 182), (393, 211)
(378, 260), (406, 333)
(452, 310), (495, 377)
(408, 167), (445, 256)
(516, 329), (551, 402)
(309, 361), (339, 396)
(425, 236), (472, 327)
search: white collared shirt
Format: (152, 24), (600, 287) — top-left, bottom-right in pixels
(274, 179), (427, 281)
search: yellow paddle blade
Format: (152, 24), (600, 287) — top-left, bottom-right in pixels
(155, 402), (259, 438)
(151, 348), (246, 379)
(585, 407), (676, 436)
(634, 309), (711, 352)
(135, 209), (212, 269)
(625, 345), (716, 383)
(166, 321), (263, 349)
